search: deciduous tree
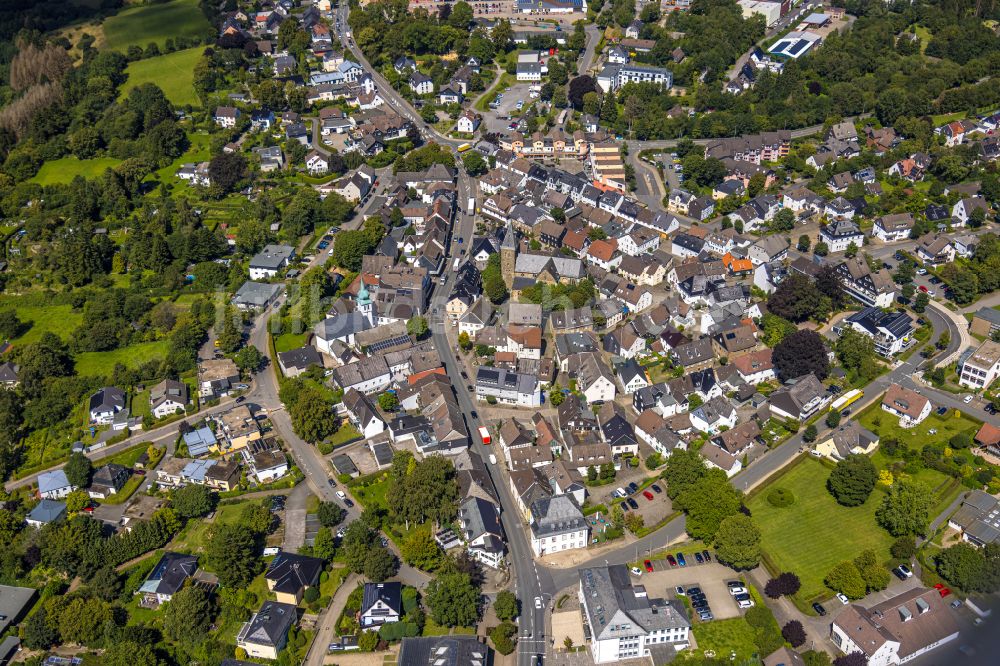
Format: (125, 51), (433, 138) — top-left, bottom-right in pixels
(827, 454), (877, 507)
(713, 514), (761, 570)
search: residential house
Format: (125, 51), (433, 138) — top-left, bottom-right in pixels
(37, 469), (75, 500)
(138, 552), (198, 605)
(615, 359), (649, 395)
(236, 601), (298, 660)
(150, 379), (188, 419)
(830, 588), (959, 666)
(872, 213), (914, 243)
(214, 405), (262, 453)
(198, 358), (241, 399)
(214, 106), (240, 128)
(249, 244), (296, 279)
(26, 499), (66, 528)
(969, 307), (1000, 338)
(814, 421), (880, 461)
(947, 489), (1000, 547)
(842, 307), (914, 357)
(458, 496), (505, 569)
(915, 235), (956, 266)
(361, 581), (402, 627)
(89, 386), (126, 425)
(819, 218), (863, 252)
(265, 553), (324, 604)
(276, 346), (322, 377)
(881, 383), (931, 427)
(566, 352), (617, 403)
(88, 463), (130, 499)
(0, 362), (19, 389)
(835, 256), (895, 308)
(689, 396), (738, 434)
(731, 349), (775, 385)
(768, 373), (830, 421)
(529, 495), (588, 557)
(475, 367), (540, 407)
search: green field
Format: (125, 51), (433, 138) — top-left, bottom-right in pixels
(75, 340), (171, 376)
(30, 157), (121, 186)
(102, 0), (213, 52)
(121, 47), (202, 107)
(748, 457), (895, 604)
(151, 132), (211, 185)
(858, 403), (981, 453)
(691, 617), (759, 663)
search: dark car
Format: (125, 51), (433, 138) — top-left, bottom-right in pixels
(892, 567), (908, 581)
(666, 554), (677, 566)
(702, 550), (711, 562)
(841, 408), (851, 417)
(627, 482), (639, 494)
(677, 553), (687, 567)
(323, 235), (333, 242)
(327, 479), (336, 487)
(694, 552), (704, 564)
(317, 241), (329, 250)
(690, 594), (707, 605)
(651, 484), (663, 494)
(686, 586), (702, 596)
(344, 498), (354, 508)
(812, 602), (827, 617)
(627, 497), (639, 510)
(470, 410), (478, 419)
(930, 276), (942, 285)
(235, 396), (246, 404)
(619, 501), (630, 512)
(937, 406), (949, 415)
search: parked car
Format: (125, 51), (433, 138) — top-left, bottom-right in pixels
(643, 490), (654, 500)
(964, 395), (974, 404)
(950, 599), (963, 608)
(892, 567), (908, 581)
(644, 559), (654, 572)
(666, 554), (677, 566)
(686, 586), (702, 596)
(694, 552), (704, 564)
(327, 478), (336, 487)
(619, 501), (629, 512)
(675, 586), (685, 596)
(630, 566), (642, 576)
(627, 482), (639, 494)
(651, 484), (663, 494)
(676, 553), (687, 567)
(812, 602), (827, 617)
(837, 593), (849, 604)
(937, 406), (949, 415)
(627, 497), (639, 510)
(702, 550), (711, 562)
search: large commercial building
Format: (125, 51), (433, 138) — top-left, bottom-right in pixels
(579, 564), (690, 663)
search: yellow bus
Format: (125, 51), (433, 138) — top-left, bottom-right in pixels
(831, 389), (864, 413)
(457, 143), (472, 153)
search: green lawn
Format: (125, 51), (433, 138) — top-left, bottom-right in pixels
(172, 499), (261, 555)
(691, 618), (758, 662)
(121, 47), (202, 107)
(30, 156), (121, 185)
(348, 474), (390, 512)
(748, 457), (895, 604)
(102, 0), (213, 52)
(0, 297), (84, 344)
(75, 340), (171, 377)
(857, 402), (981, 452)
(151, 131), (211, 185)
(274, 332), (309, 353)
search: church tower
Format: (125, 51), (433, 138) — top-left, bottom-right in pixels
(500, 222), (517, 289)
(356, 281), (375, 326)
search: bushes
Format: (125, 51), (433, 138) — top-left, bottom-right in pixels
(766, 487), (795, 508)
(745, 603), (783, 656)
(890, 536), (917, 561)
(827, 454), (877, 507)
(378, 621), (420, 641)
(489, 621), (518, 655)
(764, 572), (801, 598)
(782, 620), (807, 648)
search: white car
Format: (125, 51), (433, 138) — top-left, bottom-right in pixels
(336, 490), (347, 500)
(737, 599), (755, 609)
(534, 597), (542, 609)
(728, 586), (748, 596)
(964, 395), (974, 404)
(630, 567), (642, 576)
(837, 593), (849, 604)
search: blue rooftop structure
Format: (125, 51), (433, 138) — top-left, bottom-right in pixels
(27, 499), (66, 526)
(183, 427), (217, 457)
(181, 459), (216, 484)
(37, 469), (73, 498)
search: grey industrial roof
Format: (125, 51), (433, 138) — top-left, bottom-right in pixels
(249, 244), (295, 270)
(234, 281), (283, 307)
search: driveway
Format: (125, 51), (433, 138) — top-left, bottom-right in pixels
(282, 482), (311, 551)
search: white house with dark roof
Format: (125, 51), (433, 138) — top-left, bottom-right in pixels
(820, 218), (863, 252)
(249, 244), (296, 280)
(361, 581), (402, 627)
(881, 383), (931, 427)
(89, 386), (126, 425)
(529, 494), (588, 557)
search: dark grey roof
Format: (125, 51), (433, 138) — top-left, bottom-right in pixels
(89, 386), (126, 413)
(265, 552), (323, 596)
(238, 600), (297, 647)
(530, 494), (586, 538)
(277, 345), (322, 371)
(397, 636), (491, 666)
(142, 552), (198, 597)
(362, 581), (401, 615)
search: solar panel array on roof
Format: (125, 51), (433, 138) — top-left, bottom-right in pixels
(367, 333), (412, 354)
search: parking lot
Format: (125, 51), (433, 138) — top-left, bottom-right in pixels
(484, 83), (537, 133)
(632, 562), (742, 621)
(608, 482), (674, 528)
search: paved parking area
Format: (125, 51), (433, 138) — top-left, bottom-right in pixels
(633, 563), (741, 621)
(484, 83), (536, 133)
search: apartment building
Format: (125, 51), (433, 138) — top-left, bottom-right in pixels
(959, 340), (1000, 390)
